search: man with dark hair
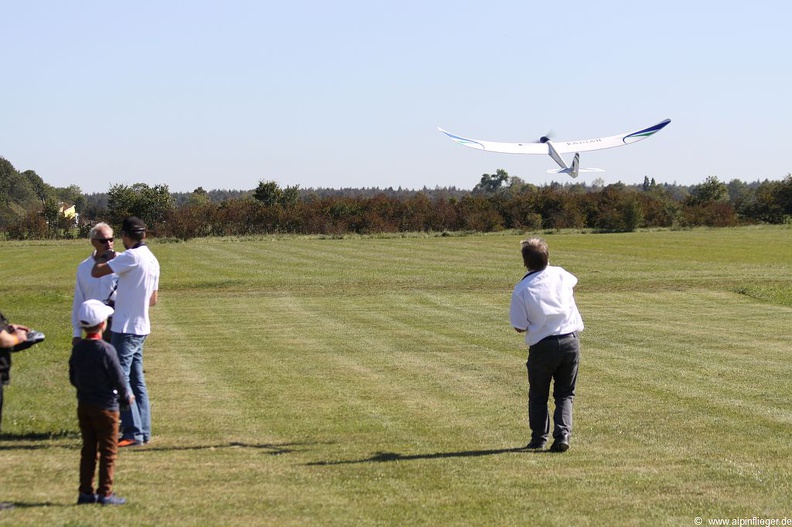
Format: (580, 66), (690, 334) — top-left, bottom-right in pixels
(509, 238), (584, 452)
(92, 217), (160, 447)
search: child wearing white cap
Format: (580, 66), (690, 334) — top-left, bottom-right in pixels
(69, 299), (134, 506)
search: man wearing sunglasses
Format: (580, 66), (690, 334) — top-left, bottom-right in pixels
(72, 223), (119, 346)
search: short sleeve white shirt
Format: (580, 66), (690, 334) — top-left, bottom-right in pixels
(509, 265), (584, 346)
(108, 244), (160, 335)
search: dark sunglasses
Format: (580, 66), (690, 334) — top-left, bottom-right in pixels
(93, 237), (114, 244)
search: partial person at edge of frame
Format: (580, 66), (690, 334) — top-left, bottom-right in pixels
(1, 312), (34, 433)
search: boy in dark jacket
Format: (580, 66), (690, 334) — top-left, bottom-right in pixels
(69, 300), (133, 505)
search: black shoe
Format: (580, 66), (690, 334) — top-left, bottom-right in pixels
(524, 439), (547, 450)
(77, 493), (97, 505)
(550, 435), (570, 453)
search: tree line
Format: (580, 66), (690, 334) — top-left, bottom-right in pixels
(1, 156), (791, 240)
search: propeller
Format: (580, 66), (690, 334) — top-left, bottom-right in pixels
(538, 130), (555, 143)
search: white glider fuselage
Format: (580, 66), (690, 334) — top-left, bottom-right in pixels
(438, 118), (671, 178)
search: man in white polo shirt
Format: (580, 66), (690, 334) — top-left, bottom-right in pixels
(92, 216), (160, 447)
(510, 238), (583, 453)
(71, 222), (118, 345)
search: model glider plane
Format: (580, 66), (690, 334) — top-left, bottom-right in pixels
(437, 118), (671, 178)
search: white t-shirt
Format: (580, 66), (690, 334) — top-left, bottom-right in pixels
(108, 244), (160, 335)
(72, 253), (118, 338)
(509, 265), (584, 346)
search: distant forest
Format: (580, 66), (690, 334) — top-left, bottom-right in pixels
(2, 156), (791, 240)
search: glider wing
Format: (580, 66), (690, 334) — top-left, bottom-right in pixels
(436, 127), (548, 154)
(551, 118), (671, 154)
(437, 118), (671, 155)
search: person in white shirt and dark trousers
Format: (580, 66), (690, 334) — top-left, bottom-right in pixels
(510, 238), (584, 453)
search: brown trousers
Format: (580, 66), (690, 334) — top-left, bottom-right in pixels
(77, 404), (120, 497)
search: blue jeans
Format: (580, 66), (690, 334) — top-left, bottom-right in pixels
(111, 332), (151, 442)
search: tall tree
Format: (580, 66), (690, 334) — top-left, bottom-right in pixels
(280, 185), (300, 208)
(253, 180), (282, 207)
(0, 157), (16, 207)
(474, 169), (510, 193)
(56, 184), (87, 213)
(187, 187), (210, 206)
(107, 183), (173, 230)
(22, 170), (53, 206)
(687, 175), (728, 205)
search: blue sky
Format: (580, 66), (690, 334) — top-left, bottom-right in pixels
(2, 0), (790, 193)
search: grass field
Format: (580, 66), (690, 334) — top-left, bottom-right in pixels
(1, 226), (791, 526)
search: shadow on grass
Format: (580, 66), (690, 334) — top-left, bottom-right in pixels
(128, 441), (325, 455)
(0, 430), (80, 450)
(0, 434), (324, 456)
(0, 501), (62, 510)
(308, 445), (550, 466)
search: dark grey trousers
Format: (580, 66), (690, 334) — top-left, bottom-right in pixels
(526, 333), (580, 443)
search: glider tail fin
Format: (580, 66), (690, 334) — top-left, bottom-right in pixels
(569, 153), (580, 179)
(546, 152), (578, 177)
(546, 152), (605, 178)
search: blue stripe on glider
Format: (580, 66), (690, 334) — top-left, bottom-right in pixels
(623, 118), (671, 143)
(442, 131), (485, 149)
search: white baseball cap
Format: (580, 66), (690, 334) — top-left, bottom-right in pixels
(78, 299), (114, 328)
